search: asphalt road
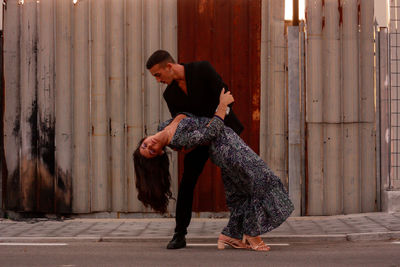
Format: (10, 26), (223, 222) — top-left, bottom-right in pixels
(0, 240), (399, 267)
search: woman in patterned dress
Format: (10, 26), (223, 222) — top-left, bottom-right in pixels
(133, 90), (294, 251)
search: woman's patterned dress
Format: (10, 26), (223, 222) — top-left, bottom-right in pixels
(160, 114), (294, 238)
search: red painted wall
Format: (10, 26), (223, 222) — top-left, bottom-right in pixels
(177, 0), (261, 211)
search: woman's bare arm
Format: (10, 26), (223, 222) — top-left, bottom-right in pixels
(164, 114), (187, 143)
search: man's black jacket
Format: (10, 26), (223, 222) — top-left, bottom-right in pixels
(163, 61), (244, 135)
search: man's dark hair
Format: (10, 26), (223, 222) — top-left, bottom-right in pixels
(146, 50), (175, 69)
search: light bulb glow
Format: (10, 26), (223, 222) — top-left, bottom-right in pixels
(285, 0), (306, 21)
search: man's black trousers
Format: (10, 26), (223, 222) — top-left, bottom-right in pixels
(174, 145), (210, 235)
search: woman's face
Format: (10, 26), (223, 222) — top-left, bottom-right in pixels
(140, 135), (164, 158)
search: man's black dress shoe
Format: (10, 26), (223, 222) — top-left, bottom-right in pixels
(167, 233), (186, 249)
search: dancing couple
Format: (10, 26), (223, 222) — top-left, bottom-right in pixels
(133, 50), (294, 251)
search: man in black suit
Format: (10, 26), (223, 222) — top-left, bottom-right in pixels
(146, 50), (243, 249)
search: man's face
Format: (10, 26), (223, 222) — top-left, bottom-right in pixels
(149, 63), (174, 85)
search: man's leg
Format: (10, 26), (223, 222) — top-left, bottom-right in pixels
(167, 146), (209, 249)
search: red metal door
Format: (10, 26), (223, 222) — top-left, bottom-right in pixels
(177, 0), (261, 212)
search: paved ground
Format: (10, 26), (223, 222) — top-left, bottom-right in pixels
(1, 240), (400, 267)
(0, 212), (399, 243)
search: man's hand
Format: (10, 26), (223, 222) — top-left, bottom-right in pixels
(175, 114), (187, 121)
(219, 88), (234, 106)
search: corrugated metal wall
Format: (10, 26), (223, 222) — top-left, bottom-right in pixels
(2, 0), (380, 216)
(2, 0), (178, 214)
(305, 0), (376, 215)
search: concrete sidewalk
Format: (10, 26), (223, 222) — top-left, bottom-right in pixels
(0, 212), (399, 243)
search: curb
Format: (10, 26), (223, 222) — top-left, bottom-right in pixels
(0, 236), (102, 243)
(1, 232), (399, 243)
(263, 234), (347, 242)
(346, 231), (400, 241)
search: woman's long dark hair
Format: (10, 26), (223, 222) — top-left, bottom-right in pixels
(133, 138), (172, 214)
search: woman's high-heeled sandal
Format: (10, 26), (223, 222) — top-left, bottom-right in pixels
(217, 234), (249, 250)
(242, 235), (270, 252)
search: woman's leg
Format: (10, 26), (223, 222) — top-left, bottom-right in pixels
(243, 173), (294, 237)
(220, 169), (248, 239)
(221, 206), (245, 239)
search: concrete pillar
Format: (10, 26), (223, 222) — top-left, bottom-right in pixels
(91, 0), (109, 211)
(322, 0), (342, 215)
(361, 122), (377, 212)
(264, 0), (287, 185)
(299, 21), (306, 215)
(342, 0), (360, 214)
(306, 123), (324, 214)
(324, 124), (343, 215)
(126, 0), (144, 212)
(161, 0), (178, 212)
(343, 124), (360, 213)
(306, 0), (323, 123)
(73, 0), (90, 213)
(305, 0), (324, 215)
(55, 0), (73, 213)
(288, 26), (302, 216)
(37, 0), (56, 212)
(322, 0), (341, 124)
(144, 0), (161, 135)
(360, 0), (375, 123)
(110, 0), (126, 212)
(20, 0), (37, 211)
(360, 0), (376, 212)
(3, 0), (21, 210)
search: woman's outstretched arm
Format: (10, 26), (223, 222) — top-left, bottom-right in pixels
(168, 89), (234, 149)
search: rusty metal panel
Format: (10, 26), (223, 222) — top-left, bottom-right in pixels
(178, 0), (261, 212)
